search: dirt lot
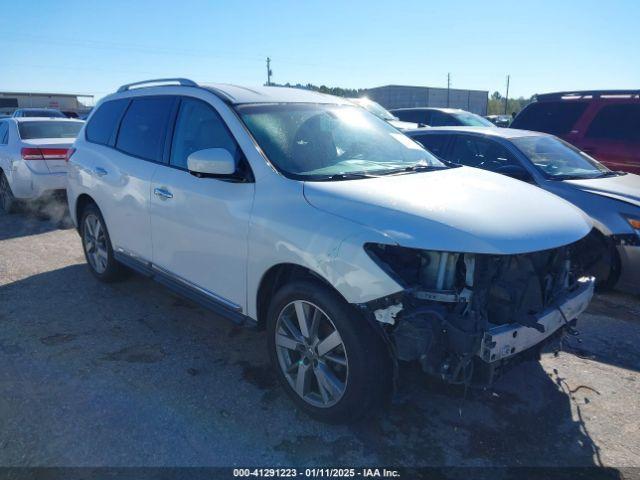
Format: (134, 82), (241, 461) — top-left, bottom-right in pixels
(1, 201), (639, 474)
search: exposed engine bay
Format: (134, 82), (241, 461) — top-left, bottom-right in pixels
(361, 232), (598, 386)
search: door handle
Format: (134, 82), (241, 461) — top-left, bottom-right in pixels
(154, 187), (173, 200)
(94, 167), (107, 177)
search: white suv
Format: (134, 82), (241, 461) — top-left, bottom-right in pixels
(67, 78), (596, 423)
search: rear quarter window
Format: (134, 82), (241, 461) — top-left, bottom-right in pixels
(511, 101), (587, 135)
(86, 99), (130, 145)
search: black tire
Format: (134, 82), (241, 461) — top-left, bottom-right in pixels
(79, 202), (127, 282)
(266, 279), (392, 424)
(0, 171), (19, 214)
(595, 246), (621, 292)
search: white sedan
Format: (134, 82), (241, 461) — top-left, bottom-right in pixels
(0, 117), (83, 212)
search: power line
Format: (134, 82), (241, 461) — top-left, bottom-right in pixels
(266, 57), (273, 86)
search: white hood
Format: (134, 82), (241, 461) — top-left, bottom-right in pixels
(565, 173), (640, 208)
(304, 166), (593, 254)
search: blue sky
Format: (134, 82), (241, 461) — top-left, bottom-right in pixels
(1, 0), (638, 103)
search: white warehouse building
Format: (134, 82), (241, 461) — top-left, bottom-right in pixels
(0, 91), (94, 115)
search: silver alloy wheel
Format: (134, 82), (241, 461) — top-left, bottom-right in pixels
(275, 300), (349, 408)
(83, 213), (109, 274)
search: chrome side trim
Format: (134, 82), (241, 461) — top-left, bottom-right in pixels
(114, 248), (244, 315)
(150, 264), (242, 312)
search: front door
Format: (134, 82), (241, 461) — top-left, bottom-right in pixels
(150, 97), (255, 311)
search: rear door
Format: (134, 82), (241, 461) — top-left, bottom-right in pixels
(83, 95), (177, 261)
(149, 96), (254, 311)
(579, 103), (640, 173)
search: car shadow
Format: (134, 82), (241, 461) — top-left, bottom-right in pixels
(0, 263), (626, 474)
(561, 292), (640, 374)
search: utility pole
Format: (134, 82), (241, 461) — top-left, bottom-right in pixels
(447, 73), (451, 107)
(266, 57), (273, 86)
(504, 74), (510, 115)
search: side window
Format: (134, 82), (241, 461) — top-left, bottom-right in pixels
(397, 110), (424, 123)
(586, 104), (640, 142)
(0, 122), (8, 145)
(412, 134), (450, 158)
(449, 136), (520, 171)
(86, 99), (129, 145)
(170, 97), (240, 169)
(116, 96), (176, 162)
(511, 101), (588, 135)
(429, 111), (456, 127)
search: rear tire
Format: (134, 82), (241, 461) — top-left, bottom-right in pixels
(0, 172), (19, 214)
(266, 279), (392, 424)
(80, 203), (127, 282)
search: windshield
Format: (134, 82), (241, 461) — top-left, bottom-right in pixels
(238, 103), (445, 180)
(18, 121), (83, 139)
(512, 135), (611, 179)
(348, 98), (397, 121)
(452, 112), (495, 127)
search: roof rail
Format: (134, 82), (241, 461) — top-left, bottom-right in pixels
(117, 78), (198, 93)
(537, 90), (640, 101)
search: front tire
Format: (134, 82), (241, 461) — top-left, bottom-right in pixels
(267, 279), (392, 423)
(80, 203), (126, 282)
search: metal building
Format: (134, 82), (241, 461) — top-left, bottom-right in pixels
(365, 85), (489, 115)
(0, 91), (94, 115)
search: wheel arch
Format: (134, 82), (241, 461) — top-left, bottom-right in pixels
(255, 263), (345, 330)
(75, 193), (97, 231)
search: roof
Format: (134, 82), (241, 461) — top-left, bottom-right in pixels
(403, 126), (544, 139)
(536, 90), (640, 101)
(11, 117), (84, 123)
(202, 84), (350, 105)
(111, 78), (352, 105)
(14, 108), (63, 111)
(390, 107), (467, 113)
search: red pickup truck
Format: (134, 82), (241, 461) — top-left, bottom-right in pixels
(511, 90), (640, 174)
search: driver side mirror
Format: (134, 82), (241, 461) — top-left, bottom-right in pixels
(187, 148), (236, 177)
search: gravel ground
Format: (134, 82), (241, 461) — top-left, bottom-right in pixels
(0, 201), (639, 474)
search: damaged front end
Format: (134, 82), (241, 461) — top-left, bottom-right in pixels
(360, 236), (596, 386)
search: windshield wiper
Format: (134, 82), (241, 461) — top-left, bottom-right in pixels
(596, 171), (622, 178)
(551, 171), (619, 181)
(320, 172), (381, 181)
(378, 164), (449, 176)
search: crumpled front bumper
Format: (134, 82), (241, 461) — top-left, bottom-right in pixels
(478, 276), (595, 364)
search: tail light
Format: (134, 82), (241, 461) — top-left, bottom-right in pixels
(65, 148), (76, 162)
(21, 147), (69, 160)
(21, 147), (44, 160)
